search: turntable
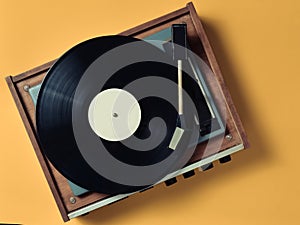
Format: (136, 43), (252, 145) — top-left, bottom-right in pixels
(5, 2), (249, 221)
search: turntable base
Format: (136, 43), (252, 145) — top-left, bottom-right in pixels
(5, 2), (248, 221)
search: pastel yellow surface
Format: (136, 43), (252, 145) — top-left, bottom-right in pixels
(1, 0), (300, 224)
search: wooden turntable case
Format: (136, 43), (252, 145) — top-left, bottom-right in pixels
(5, 2), (249, 221)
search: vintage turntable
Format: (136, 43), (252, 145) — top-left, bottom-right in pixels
(5, 2), (249, 221)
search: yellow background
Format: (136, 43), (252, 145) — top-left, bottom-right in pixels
(1, 0), (299, 224)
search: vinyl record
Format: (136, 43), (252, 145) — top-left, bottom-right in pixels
(36, 35), (200, 194)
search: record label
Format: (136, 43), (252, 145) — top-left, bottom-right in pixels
(88, 88), (141, 141)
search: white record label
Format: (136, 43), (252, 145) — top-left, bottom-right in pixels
(88, 88), (141, 142)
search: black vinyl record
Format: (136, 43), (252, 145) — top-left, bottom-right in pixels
(36, 35), (202, 194)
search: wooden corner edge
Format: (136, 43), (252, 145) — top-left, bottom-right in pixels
(186, 2), (250, 149)
(5, 77), (70, 222)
